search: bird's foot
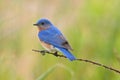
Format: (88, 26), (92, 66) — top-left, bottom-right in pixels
(53, 51), (59, 57)
(39, 50), (59, 57)
(40, 50), (50, 55)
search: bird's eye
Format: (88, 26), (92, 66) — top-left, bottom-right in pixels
(41, 22), (44, 25)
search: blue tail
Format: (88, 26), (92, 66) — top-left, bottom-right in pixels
(56, 47), (76, 61)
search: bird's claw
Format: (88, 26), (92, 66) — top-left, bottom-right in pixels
(53, 51), (59, 57)
(40, 50), (49, 55)
(40, 50), (59, 57)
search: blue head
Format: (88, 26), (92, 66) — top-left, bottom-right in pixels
(33, 18), (53, 30)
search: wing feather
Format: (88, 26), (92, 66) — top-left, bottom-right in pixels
(38, 27), (73, 50)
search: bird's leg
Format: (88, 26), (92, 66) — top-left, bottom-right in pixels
(53, 51), (59, 57)
(40, 50), (50, 55)
(40, 50), (59, 57)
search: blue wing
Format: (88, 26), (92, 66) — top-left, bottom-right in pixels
(38, 26), (72, 50)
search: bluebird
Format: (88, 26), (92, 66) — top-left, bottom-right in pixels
(33, 18), (76, 61)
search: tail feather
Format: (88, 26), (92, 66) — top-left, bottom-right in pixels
(56, 47), (76, 61)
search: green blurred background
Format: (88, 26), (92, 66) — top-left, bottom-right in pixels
(0, 0), (120, 80)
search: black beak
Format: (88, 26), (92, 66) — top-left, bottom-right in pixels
(33, 24), (38, 26)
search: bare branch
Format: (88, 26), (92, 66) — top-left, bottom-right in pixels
(32, 49), (120, 74)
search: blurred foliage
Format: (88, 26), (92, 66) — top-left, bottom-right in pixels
(0, 0), (120, 80)
(36, 64), (57, 80)
(36, 64), (74, 80)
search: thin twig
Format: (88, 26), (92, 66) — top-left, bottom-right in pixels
(32, 49), (67, 58)
(32, 49), (120, 74)
(76, 59), (120, 74)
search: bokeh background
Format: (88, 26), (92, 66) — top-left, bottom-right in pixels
(0, 0), (120, 80)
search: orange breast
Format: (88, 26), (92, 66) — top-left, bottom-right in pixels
(38, 27), (44, 31)
(39, 40), (53, 51)
(37, 26), (48, 32)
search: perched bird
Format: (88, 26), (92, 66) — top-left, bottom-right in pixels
(33, 18), (76, 61)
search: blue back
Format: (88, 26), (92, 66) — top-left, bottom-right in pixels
(38, 26), (66, 48)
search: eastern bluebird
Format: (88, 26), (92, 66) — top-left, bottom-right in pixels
(33, 18), (76, 61)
